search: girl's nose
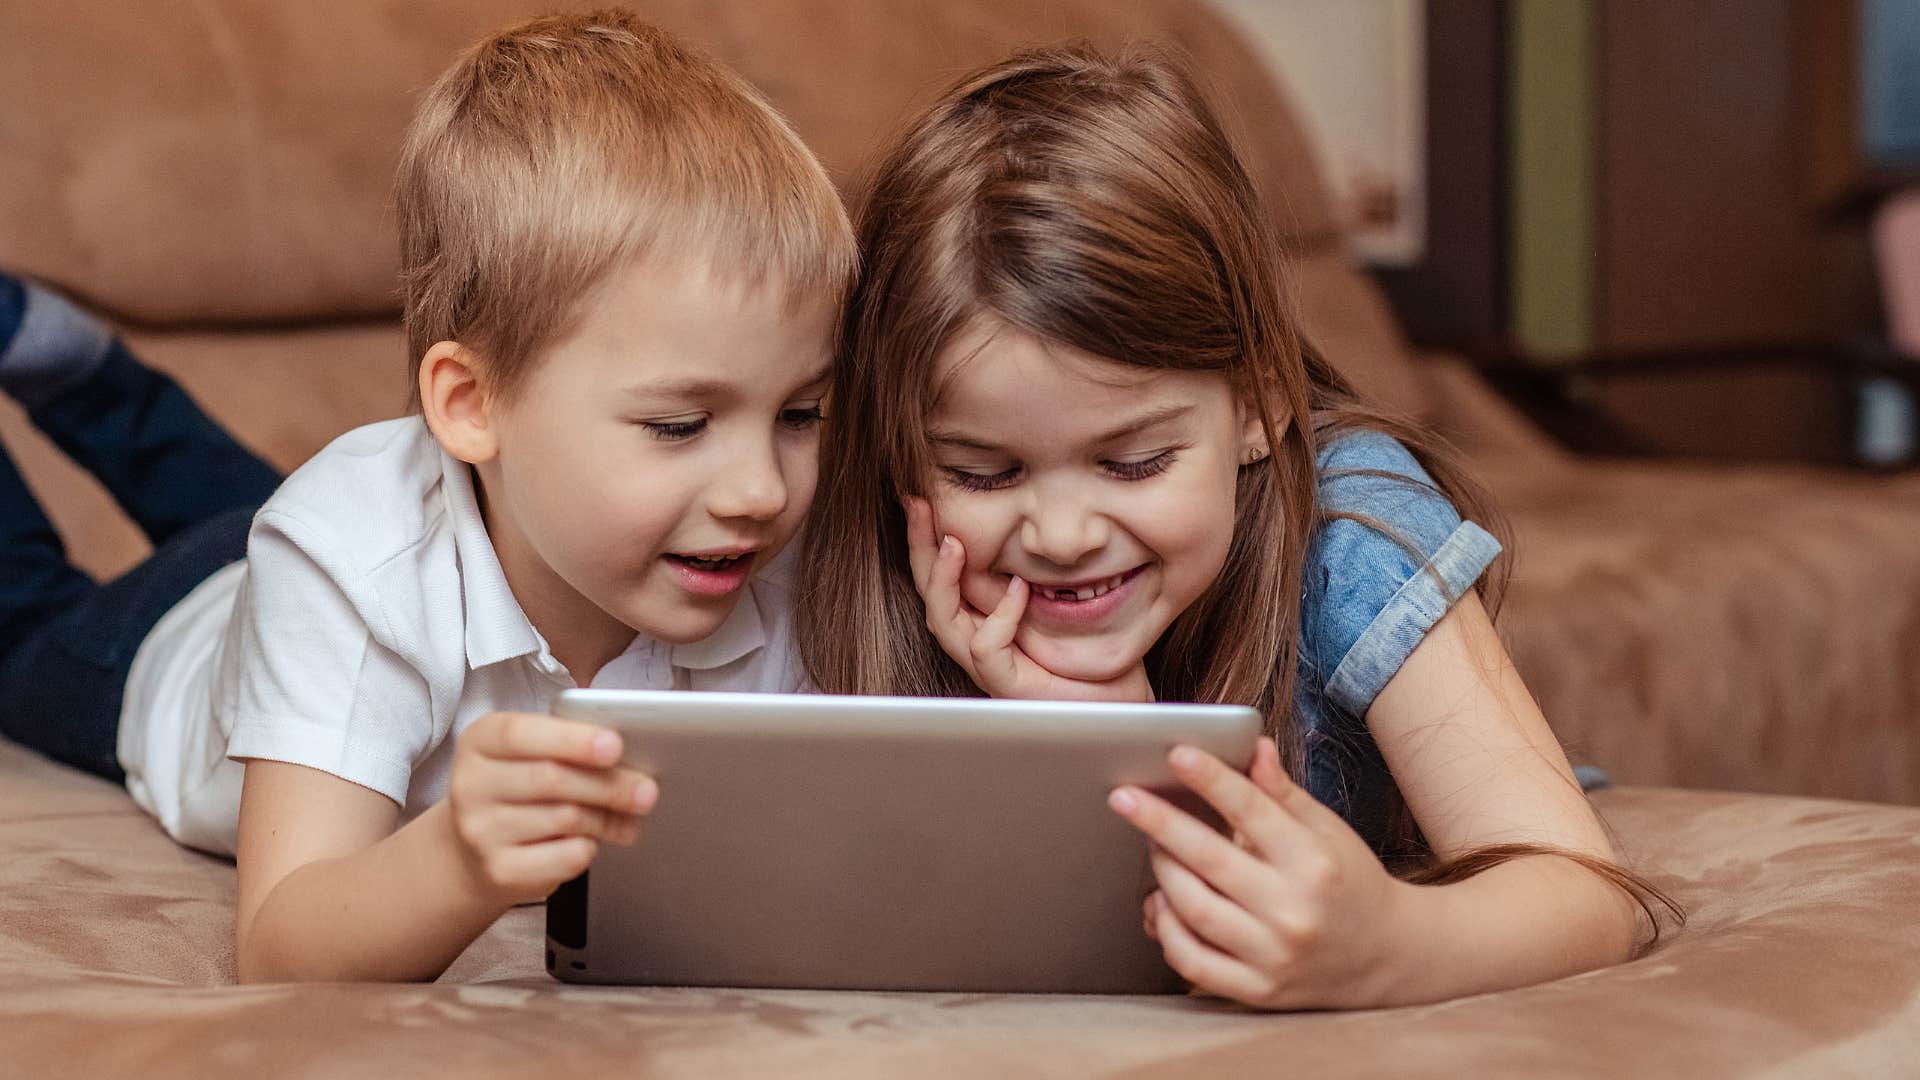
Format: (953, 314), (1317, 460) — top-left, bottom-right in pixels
(1018, 489), (1109, 569)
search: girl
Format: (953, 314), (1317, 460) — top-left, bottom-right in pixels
(798, 45), (1677, 1009)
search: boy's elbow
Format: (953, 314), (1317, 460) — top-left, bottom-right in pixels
(234, 947), (276, 984)
(234, 953), (274, 985)
(234, 938), (359, 984)
(234, 926), (294, 984)
(233, 918), (334, 984)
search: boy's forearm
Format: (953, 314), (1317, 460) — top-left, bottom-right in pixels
(237, 802), (511, 983)
(1363, 854), (1641, 1008)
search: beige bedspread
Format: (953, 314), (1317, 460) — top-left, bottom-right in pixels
(4, 739), (1917, 1079)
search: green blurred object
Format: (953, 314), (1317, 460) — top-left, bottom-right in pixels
(1507, 0), (1594, 359)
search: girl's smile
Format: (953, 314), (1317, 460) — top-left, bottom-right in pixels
(1019, 563), (1151, 630)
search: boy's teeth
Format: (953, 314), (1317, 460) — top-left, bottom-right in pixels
(684, 553), (744, 569)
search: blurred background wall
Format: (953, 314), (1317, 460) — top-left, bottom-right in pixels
(1213, 0), (1914, 464)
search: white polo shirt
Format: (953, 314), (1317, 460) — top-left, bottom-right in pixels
(117, 416), (805, 856)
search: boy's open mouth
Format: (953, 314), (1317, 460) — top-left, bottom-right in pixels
(664, 549), (758, 597)
(668, 552), (751, 573)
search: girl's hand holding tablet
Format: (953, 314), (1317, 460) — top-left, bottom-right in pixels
(904, 497), (1154, 704)
(447, 712), (658, 905)
(1115, 737), (1411, 1010)
(908, 496), (1403, 1007)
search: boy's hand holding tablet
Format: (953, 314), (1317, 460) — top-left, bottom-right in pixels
(447, 712), (658, 905)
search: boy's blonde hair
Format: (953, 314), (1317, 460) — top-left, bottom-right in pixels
(396, 9), (856, 404)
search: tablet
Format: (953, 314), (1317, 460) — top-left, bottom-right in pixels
(544, 689), (1262, 993)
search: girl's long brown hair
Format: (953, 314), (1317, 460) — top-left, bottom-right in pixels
(798, 44), (1679, 941)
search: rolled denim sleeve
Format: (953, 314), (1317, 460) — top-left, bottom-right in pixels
(1300, 431), (1502, 723)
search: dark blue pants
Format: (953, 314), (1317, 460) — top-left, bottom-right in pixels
(0, 345), (280, 781)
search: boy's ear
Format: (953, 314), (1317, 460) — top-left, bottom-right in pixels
(418, 341), (499, 465)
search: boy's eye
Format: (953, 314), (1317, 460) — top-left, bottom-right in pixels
(638, 417), (707, 441)
(780, 404), (827, 429)
(940, 465), (1021, 493)
(1104, 449), (1178, 482)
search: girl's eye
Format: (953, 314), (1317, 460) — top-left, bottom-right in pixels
(639, 417), (707, 441)
(1104, 450), (1178, 481)
(940, 466), (1020, 493)
(780, 405), (827, 429)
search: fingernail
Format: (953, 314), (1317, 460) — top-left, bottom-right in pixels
(1169, 746), (1205, 771)
(1109, 788), (1140, 814)
(592, 731), (621, 762)
(940, 534), (956, 556)
(631, 778), (658, 812)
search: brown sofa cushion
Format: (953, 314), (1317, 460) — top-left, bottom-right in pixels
(1290, 251), (1431, 420)
(3, 739), (1916, 1076)
(0, 0), (1337, 325)
(1491, 457), (1920, 805)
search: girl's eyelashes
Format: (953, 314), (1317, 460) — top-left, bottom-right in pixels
(941, 465), (1020, 492)
(1104, 449), (1179, 481)
(938, 448), (1182, 492)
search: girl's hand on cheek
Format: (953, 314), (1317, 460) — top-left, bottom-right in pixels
(1116, 737), (1413, 1010)
(903, 496), (1152, 702)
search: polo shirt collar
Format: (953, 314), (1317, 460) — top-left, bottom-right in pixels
(442, 451), (543, 670)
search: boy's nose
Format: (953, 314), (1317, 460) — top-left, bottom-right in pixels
(710, 442), (789, 521)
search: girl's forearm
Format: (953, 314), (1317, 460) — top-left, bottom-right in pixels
(236, 801), (511, 983)
(1363, 854), (1642, 1007)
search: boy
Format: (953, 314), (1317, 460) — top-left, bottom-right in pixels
(0, 11), (853, 982)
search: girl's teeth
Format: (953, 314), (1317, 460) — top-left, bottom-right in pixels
(1056, 573), (1126, 602)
